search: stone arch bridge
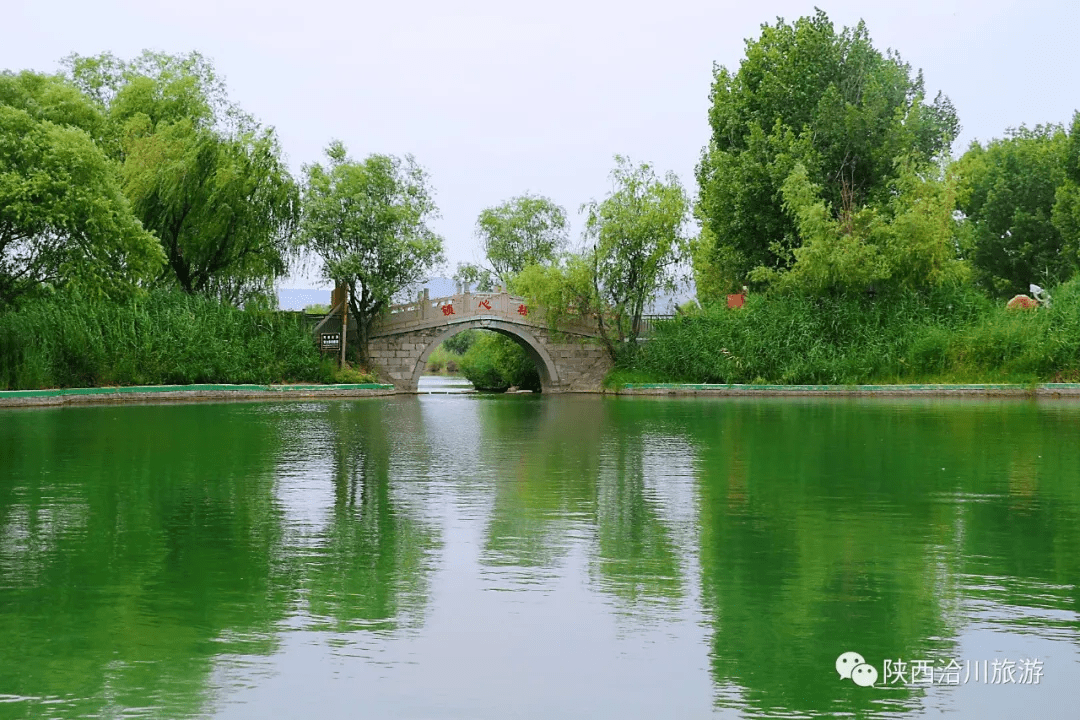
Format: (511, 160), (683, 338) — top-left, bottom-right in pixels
(366, 290), (613, 393)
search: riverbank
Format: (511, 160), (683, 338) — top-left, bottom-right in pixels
(10, 381), (1080, 408)
(0, 383), (396, 408)
(615, 382), (1080, 398)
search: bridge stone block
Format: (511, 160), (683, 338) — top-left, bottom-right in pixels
(366, 309), (612, 393)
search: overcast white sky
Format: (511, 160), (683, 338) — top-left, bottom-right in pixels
(6, 1), (1079, 289)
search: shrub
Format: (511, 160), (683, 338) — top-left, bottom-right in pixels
(459, 331), (540, 391)
(425, 344), (459, 374)
(442, 329), (479, 355)
(332, 363), (377, 384)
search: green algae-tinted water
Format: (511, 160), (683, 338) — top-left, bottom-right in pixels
(1, 395), (1078, 719)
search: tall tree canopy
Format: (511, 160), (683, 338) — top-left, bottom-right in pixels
(0, 71), (163, 307)
(954, 124), (1074, 296)
(120, 120), (299, 301)
(300, 142), (444, 362)
(584, 156), (690, 355)
(517, 157), (689, 362)
(476, 194), (568, 283)
(64, 51), (230, 141)
(752, 157), (966, 295)
(62, 51), (299, 303)
(1051, 112), (1080, 278)
(454, 194), (568, 293)
(694, 10), (959, 298)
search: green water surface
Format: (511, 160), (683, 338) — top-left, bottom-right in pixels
(1, 395), (1078, 718)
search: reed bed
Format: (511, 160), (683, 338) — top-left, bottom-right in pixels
(633, 279), (1080, 385)
(424, 344), (462, 375)
(0, 290), (326, 390)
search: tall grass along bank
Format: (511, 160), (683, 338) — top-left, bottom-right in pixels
(0, 290), (326, 390)
(632, 279), (1080, 385)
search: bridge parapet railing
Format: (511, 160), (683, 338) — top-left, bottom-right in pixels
(637, 314), (675, 336)
(374, 291), (675, 338)
(375, 290), (601, 335)
(378, 291), (540, 327)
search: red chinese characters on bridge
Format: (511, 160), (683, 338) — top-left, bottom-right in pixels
(441, 304), (455, 316)
(477, 299), (492, 311)
(517, 304), (528, 316)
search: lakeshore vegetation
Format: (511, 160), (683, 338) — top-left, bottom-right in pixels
(2, 10), (1079, 391)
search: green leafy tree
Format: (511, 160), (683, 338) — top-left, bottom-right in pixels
(582, 156), (690, 359)
(451, 262), (496, 292)
(690, 225), (740, 304)
(62, 51), (299, 303)
(695, 10), (959, 299)
(441, 328), (478, 355)
(753, 158), (967, 295)
(0, 70), (106, 140)
(954, 124), (1073, 296)
(64, 50), (231, 142)
(120, 120), (299, 302)
(511, 254), (599, 331)
(459, 331), (540, 391)
(449, 195), (570, 390)
(509, 256), (600, 391)
(300, 141), (444, 363)
(1052, 112), (1080, 275)
(453, 194), (568, 294)
(0, 71), (163, 307)
(475, 194), (568, 285)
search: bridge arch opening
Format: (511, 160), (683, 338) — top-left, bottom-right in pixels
(410, 321), (560, 393)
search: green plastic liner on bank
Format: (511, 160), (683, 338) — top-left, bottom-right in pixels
(622, 383), (1080, 392)
(0, 383), (394, 399)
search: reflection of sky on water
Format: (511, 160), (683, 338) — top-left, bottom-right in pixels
(211, 394), (720, 719)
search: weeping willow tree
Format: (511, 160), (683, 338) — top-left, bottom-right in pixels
(64, 51), (300, 305)
(0, 70), (163, 308)
(120, 119), (299, 303)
